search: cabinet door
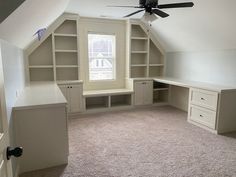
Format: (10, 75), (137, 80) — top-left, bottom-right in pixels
(59, 85), (70, 111)
(143, 81), (153, 105)
(69, 85), (83, 113)
(134, 82), (144, 105)
(59, 85), (69, 101)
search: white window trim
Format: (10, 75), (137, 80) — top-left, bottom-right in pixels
(87, 33), (117, 82)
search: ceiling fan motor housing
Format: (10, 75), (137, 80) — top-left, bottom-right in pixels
(145, 0), (158, 7)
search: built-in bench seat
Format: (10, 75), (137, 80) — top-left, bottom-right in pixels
(83, 89), (134, 111)
(83, 88), (134, 97)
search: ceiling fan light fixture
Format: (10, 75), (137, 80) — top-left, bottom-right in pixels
(107, 0), (194, 18)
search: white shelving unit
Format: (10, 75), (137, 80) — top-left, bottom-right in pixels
(129, 24), (149, 78)
(28, 18), (79, 82)
(86, 96), (109, 110)
(128, 21), (165, 78)
(153, 81), (169, 104)
(83, 89), (134, 111)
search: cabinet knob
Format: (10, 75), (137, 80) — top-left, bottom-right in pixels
(201, 97), (205, 100)
(7, 147), (23, 160)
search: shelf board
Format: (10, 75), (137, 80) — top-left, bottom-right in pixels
(131, 64), (147, 67)
(153, 101), (169, 105)
(54, 33), (77, 37)
(153, 88), (169, 91)
(131, 51), (148, 54)
(86, 105), (109, 110)
(131, 37), (148, 40)
(29, 65), (53, 69)
(149, 64), (164, 67)
(56, 65), (79, 68)
(55, 50), (78, 53)
(111, 103), (131, 107)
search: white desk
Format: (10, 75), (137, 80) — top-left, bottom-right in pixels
(154, 77), (236, 92)
(13, 82), (68, 173)
(153, 77), (236, 134)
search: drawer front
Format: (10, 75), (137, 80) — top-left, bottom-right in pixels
(189, 105), (216, 129)
(190, 88), (218, 110)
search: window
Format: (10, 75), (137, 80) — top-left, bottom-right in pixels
(88, 34), (116, 81)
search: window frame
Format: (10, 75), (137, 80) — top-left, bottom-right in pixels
(87, 32), (117, 82)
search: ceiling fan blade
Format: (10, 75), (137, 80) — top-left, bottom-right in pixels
(158, 2), (194, 9)
(124, 10), (145, 17)
(152, 9), (169, 18)
(107, 5), (141, 8)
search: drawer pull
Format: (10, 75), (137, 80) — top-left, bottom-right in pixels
(201, 97), (205, 100)
(200, 115), (203, 117)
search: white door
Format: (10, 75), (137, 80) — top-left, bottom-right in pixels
(59, 85), (70, 110)
(143, 81), (153, 105)
(0, 51), (13, 177)
(69, 85), (82, 113)
(134, 82), (144, 106)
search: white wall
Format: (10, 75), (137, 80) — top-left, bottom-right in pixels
(0, 40), (26, 121)
(0, 0), (70, 49)
(165, 50), (236, 86)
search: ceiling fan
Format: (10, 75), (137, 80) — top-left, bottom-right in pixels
(108, 0), (194, 18)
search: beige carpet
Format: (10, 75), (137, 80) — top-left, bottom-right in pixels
(20, 106), (236, 177)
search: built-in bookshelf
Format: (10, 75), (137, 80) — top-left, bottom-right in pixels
(153, 81), (169, 104)
(28, 19), (79, 82)
(128, 21), (165, 78)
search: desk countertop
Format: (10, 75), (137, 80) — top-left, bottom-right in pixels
(14, 82), (67, 110)
(154, 77), (236, 92)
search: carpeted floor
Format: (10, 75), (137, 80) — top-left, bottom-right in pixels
(20, 106), (236, 177)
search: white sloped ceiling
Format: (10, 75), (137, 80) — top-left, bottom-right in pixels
(1, 0), (236, 52)
(66, 0), (236, 52)
(0, 0), (70, 49)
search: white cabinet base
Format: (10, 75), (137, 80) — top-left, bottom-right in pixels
(14, 106), (68, 173)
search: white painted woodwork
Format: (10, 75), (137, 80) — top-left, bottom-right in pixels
(27, 16), (79, 82)
(189, 105), (216, 130)
(190, 88), (218, 111)
(134, 81), (153, 106)
(154, 77), (235, 92)
(59, 83), (83, 113)
(169, 85), (189, 112)
(59, 85), (68, 101)
(13, 106), (68, 173)
(154, 77), (236, 133)
(127, 20), (165, 79)
(13, 82), (68, 173)
(78, 17), (126, 90)
(0, 45), (13, 177)
(14, 82), (67, 110)
(83, 89), (133, 111)
(134, 82), (143, 106)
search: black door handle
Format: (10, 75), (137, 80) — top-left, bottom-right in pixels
(7, 147), (23, 160)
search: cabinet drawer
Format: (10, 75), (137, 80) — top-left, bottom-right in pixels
(189, 105), (216, 129)
(190, 88), (218, 110)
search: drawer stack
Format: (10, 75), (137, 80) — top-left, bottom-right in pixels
(188, 88), (218, 130)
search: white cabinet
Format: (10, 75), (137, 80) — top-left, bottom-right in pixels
(59, 83), (83, 113)
(134, 81), (153, 105)
(188, 88), (218, 131)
